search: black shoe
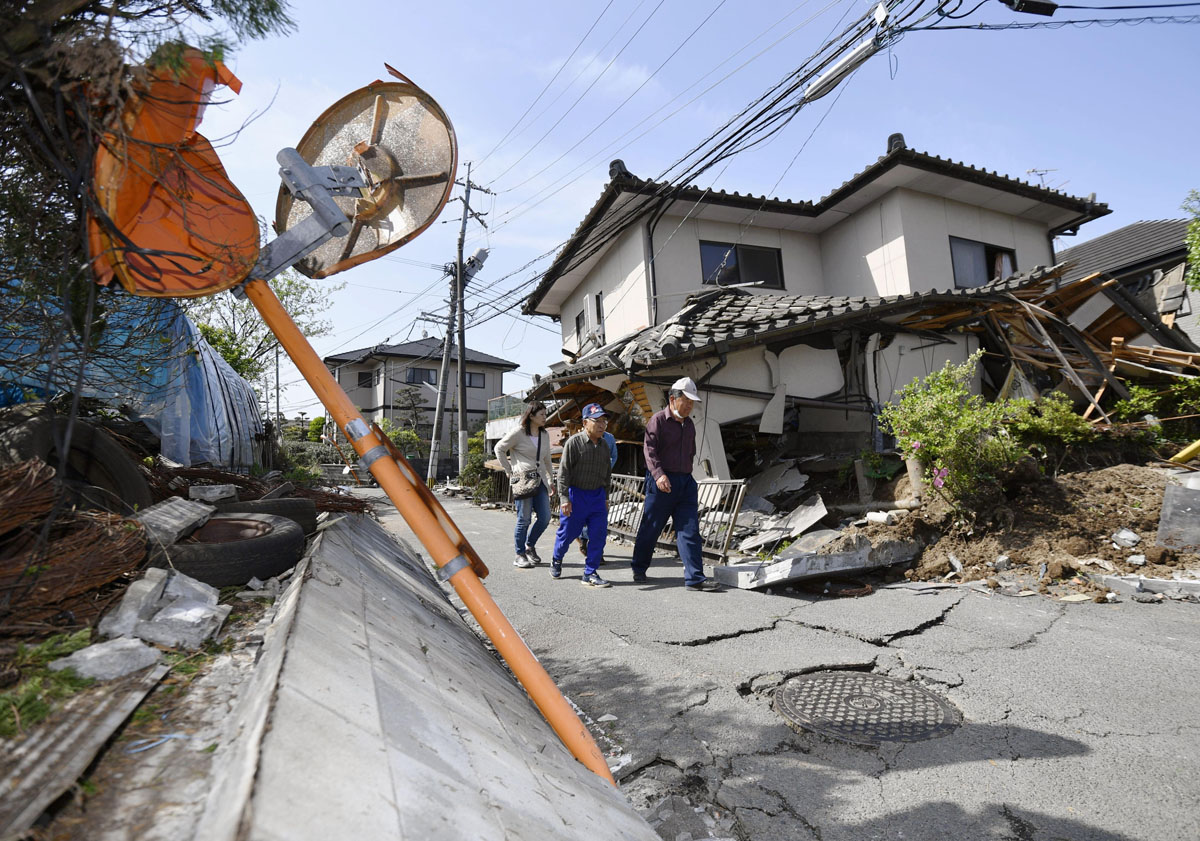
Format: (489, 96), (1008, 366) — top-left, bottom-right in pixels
(550, 559), (562, 579)
(685, 579), (722, 592)
(578, 538), (588, 556)
(581, 573), (612, 588)
(632, 572), (649, 583)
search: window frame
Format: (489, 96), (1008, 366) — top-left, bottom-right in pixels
(465, 372), (485, 389)
(357, 370), (373, 389)
(404, 367), (437, 385)
(949, 236), (1017, 289)
(699, 240), (785, 289)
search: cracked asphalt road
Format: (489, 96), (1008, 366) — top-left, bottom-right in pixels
(369, 491), (1200, 841)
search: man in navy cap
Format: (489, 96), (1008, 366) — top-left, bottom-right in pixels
(550, 402), (614, 588)
(631, 377), (721, 591)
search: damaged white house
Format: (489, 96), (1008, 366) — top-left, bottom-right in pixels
(522, 135), (1138, 478)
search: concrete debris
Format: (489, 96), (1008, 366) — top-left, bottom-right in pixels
(1128, 554), (1147, 567)
(738, 495), (775, 514)
(737, 494), (826, 553)
(99, 568), (231, 650)
(596, 714), (618, 722)
(189, 484), (238, 503)
(743, 460), (808, 499)
(261, 482), (295, 500)
(97, 568), (169, 639)
(1112, 528), (1142, 548)
(774, 528), (840, 559)
(866, 510), (897, 525)
(715, 533), (921, 590)
(48, 636), (162, 681)
(134, 497), (215, 547)
(994, 555), (1012, 571)
(135, 600), (233, 650)
(1156, 484), (1200, 552)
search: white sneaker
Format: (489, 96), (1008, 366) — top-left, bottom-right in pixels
(514, 554), (534, 569)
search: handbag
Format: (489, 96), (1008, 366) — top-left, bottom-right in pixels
(511, 435), (543, 500)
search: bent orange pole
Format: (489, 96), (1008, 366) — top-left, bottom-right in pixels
(244, 278), (615, 786)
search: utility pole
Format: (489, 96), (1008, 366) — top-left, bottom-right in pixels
(453, 163), (492, 475)
(426, 274), (456, 485)
(425, 165), (491, 483)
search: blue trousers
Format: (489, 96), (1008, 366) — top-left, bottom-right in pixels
(513, 485), (550, 554)
(552, 487), (607, 576)
(631, 471), (705, 586)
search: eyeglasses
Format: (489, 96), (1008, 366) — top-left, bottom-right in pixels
(585, 416), (607, 424)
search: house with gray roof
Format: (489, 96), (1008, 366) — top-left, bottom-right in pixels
(523, 135), (1114, 478)
(323, 338), (517, 453)
(1056, 219), (1196, 346)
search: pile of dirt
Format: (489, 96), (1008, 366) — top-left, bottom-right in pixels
(844, 464), (1198, 596)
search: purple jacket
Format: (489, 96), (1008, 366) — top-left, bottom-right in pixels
(643, 407), (696, 480)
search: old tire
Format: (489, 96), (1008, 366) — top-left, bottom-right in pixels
(0, 414), (153, 511)
(214, 498), (318, 535)
(159, 512), (305, 587)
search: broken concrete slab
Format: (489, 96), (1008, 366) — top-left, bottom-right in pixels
(163, 569), (220, 606)
(261, 482), (295, 500)
(775, 528), (840, 559)
(189, 484), (238, 503)
(716, 534), (922, 590)
(783, 493), (827, 535)
(744, 460), (808, 499)
(98, 568), (169, 638)
(1156, 483), (1200, 552)
(1085, 573), (1200, 599)
(1112, 528), (1142, 548)
(49, 637), (163, 680)
(135, 497), (214, 547)
(135, 600), (232, 650)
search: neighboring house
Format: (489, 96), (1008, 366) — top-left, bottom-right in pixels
(1056, 219), (1196, 347)
(323, 338), (517, 450)
(523, 134), (1109, 357)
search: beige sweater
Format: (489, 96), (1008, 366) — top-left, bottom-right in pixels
(494, 426), (553, 491)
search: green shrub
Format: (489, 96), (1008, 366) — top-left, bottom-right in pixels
(878, 352), (1102, 514)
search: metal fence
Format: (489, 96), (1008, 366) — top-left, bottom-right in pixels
(544, 473), (746, 563)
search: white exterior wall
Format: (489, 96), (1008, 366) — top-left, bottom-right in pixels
(560, 227), (649, 353)
(818, 193), (909, 297)
(895, 190), (1053, 293)
(651, 215), (824, 317)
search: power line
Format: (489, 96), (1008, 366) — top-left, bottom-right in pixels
(483, 0), (668, 187)
(474, 0), (617, 168)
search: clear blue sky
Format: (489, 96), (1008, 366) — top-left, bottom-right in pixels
(199, 0), (1200, 417)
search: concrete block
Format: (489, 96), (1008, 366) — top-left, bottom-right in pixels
(261, 482), (295, 500)
(135, 600), (232, 650)
(135, 497), (215, 546)
(1085, 573), (1200, 598)
(97, 568), (169, 638)
(719, 534), (920, 590)
(49, 637), (162, 680)
(1111, 528), (1141, 548)
(163, 569), (220, 607)
(189, 484), (238, 503)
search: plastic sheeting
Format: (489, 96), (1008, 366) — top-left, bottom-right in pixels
(0, 289), (263, 470)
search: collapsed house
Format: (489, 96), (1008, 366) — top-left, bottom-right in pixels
(511, 136), (1197, 569)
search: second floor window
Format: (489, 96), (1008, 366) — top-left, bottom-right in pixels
(466, 372), (485, 389)
(700, 241), (784, 289)
(405, 367), (437, 385)
(950, 236), (1016, 288)
(357, 371), (374, 389)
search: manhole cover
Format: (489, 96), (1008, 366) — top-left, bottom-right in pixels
(774, 671), (961, 745)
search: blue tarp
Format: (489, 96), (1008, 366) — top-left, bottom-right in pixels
(0, 289), (263, 470)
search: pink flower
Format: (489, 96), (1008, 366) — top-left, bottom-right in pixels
(931, 467), (949, 488)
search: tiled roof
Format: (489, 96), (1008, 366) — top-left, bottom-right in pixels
(1057, 219), (1189, 284)
(522, 144), (1109, 315)
(324, 336), (518, 370)
(546, 265), (1061, 383)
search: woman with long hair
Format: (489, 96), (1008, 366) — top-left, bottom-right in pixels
(494, 401), (554, 568)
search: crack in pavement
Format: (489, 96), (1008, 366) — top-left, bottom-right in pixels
(779, 594), (962, 647)
(659, 617), (790, 647)
(1011, 604), (1066, 650)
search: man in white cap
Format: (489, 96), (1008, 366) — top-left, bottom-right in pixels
(630, 377), (721, 591)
